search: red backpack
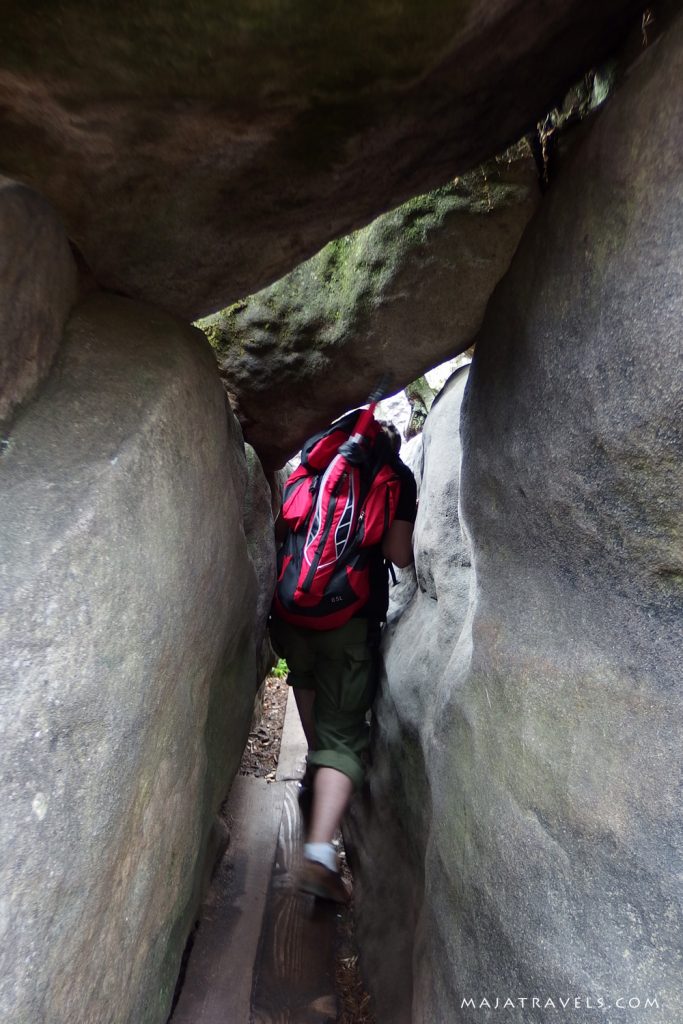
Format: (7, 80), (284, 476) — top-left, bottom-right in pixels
(273, 408), (401, 630)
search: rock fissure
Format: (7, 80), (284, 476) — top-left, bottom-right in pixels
(1, 5), (681, 1024)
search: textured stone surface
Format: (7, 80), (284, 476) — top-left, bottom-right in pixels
(244, 443), (276, 633)
(385, 430), (427, 625)
(205, 154), (539, 467)
(0, 293), (260, 1024)
(0, 0), (643, 319)
(441, 24), (682, 1020)
(243, 443), (277, 680)
(0, 178), (78, 428)
(350, 16), (682, 1024)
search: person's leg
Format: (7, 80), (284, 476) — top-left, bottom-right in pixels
(300, 765), (354, 902)
(293, 687), (317, 751)
(307, 766), (354, 844)
(299, 620), (374, 901)
(305, 618), (372, 801)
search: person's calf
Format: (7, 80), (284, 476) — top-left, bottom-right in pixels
(307, 766), (354, 845)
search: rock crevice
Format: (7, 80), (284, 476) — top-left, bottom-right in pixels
(348, 16), (682, 1023)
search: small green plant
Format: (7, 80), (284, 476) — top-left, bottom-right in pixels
(271, 658), (288, 679)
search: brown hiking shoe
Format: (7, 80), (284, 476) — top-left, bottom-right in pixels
(298, 858), (349, 903)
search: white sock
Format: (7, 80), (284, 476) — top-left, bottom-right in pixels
(304, 842), (338, 873)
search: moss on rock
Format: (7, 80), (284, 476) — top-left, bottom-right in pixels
(198, 142), (540, 465)
(201, 144), (536, 386)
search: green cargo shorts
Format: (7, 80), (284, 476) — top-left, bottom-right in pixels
(269, 616), (375, 790)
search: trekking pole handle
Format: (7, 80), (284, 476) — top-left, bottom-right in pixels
(340, 375), (394, 462)
(367, 374), (393, 407)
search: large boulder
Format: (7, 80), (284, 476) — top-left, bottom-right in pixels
(205, 154), (539, 466)
(0, 178), (78, 428)
(0, 1), (644, 318)
(243, 443), (277, 680)
(0, 292), (268, 1024)
(351, 13), (682, 1023)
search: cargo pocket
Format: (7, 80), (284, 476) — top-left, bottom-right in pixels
(338, 642), (374, 714)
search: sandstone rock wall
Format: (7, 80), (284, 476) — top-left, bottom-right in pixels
(0, 291), (270, 1024)
(349, 15), (682, 1024)
(244, 442), (277, 681)
(0, 0), (643, 318)
(0, 178), (78, 428)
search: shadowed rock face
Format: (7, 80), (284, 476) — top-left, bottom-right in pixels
(0, 178), (78, 428)
(243, 443), (278, 679)
(348, 15), (682, 1024)
(204, 151), (539, 467)
(0, 293), (272, 1024)
(0, 0), (643, 318)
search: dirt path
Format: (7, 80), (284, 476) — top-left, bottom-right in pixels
(240, 675), (376, 1024)
(171, 674), (375, 1023)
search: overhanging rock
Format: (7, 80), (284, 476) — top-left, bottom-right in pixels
(0, 178), (78, 428)
(204, 149), (539, 467)
(0, 0), (643, 318)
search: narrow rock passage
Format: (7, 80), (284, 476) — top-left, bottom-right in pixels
(170, 690), (341, 1023)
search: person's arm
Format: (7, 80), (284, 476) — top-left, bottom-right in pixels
(382, 518), (414, 568)
(382, 458), (417, 567)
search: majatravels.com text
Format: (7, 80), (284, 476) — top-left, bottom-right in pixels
(460, 996), (661, 1011)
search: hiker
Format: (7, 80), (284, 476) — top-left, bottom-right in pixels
(270, 404), (417, 902)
